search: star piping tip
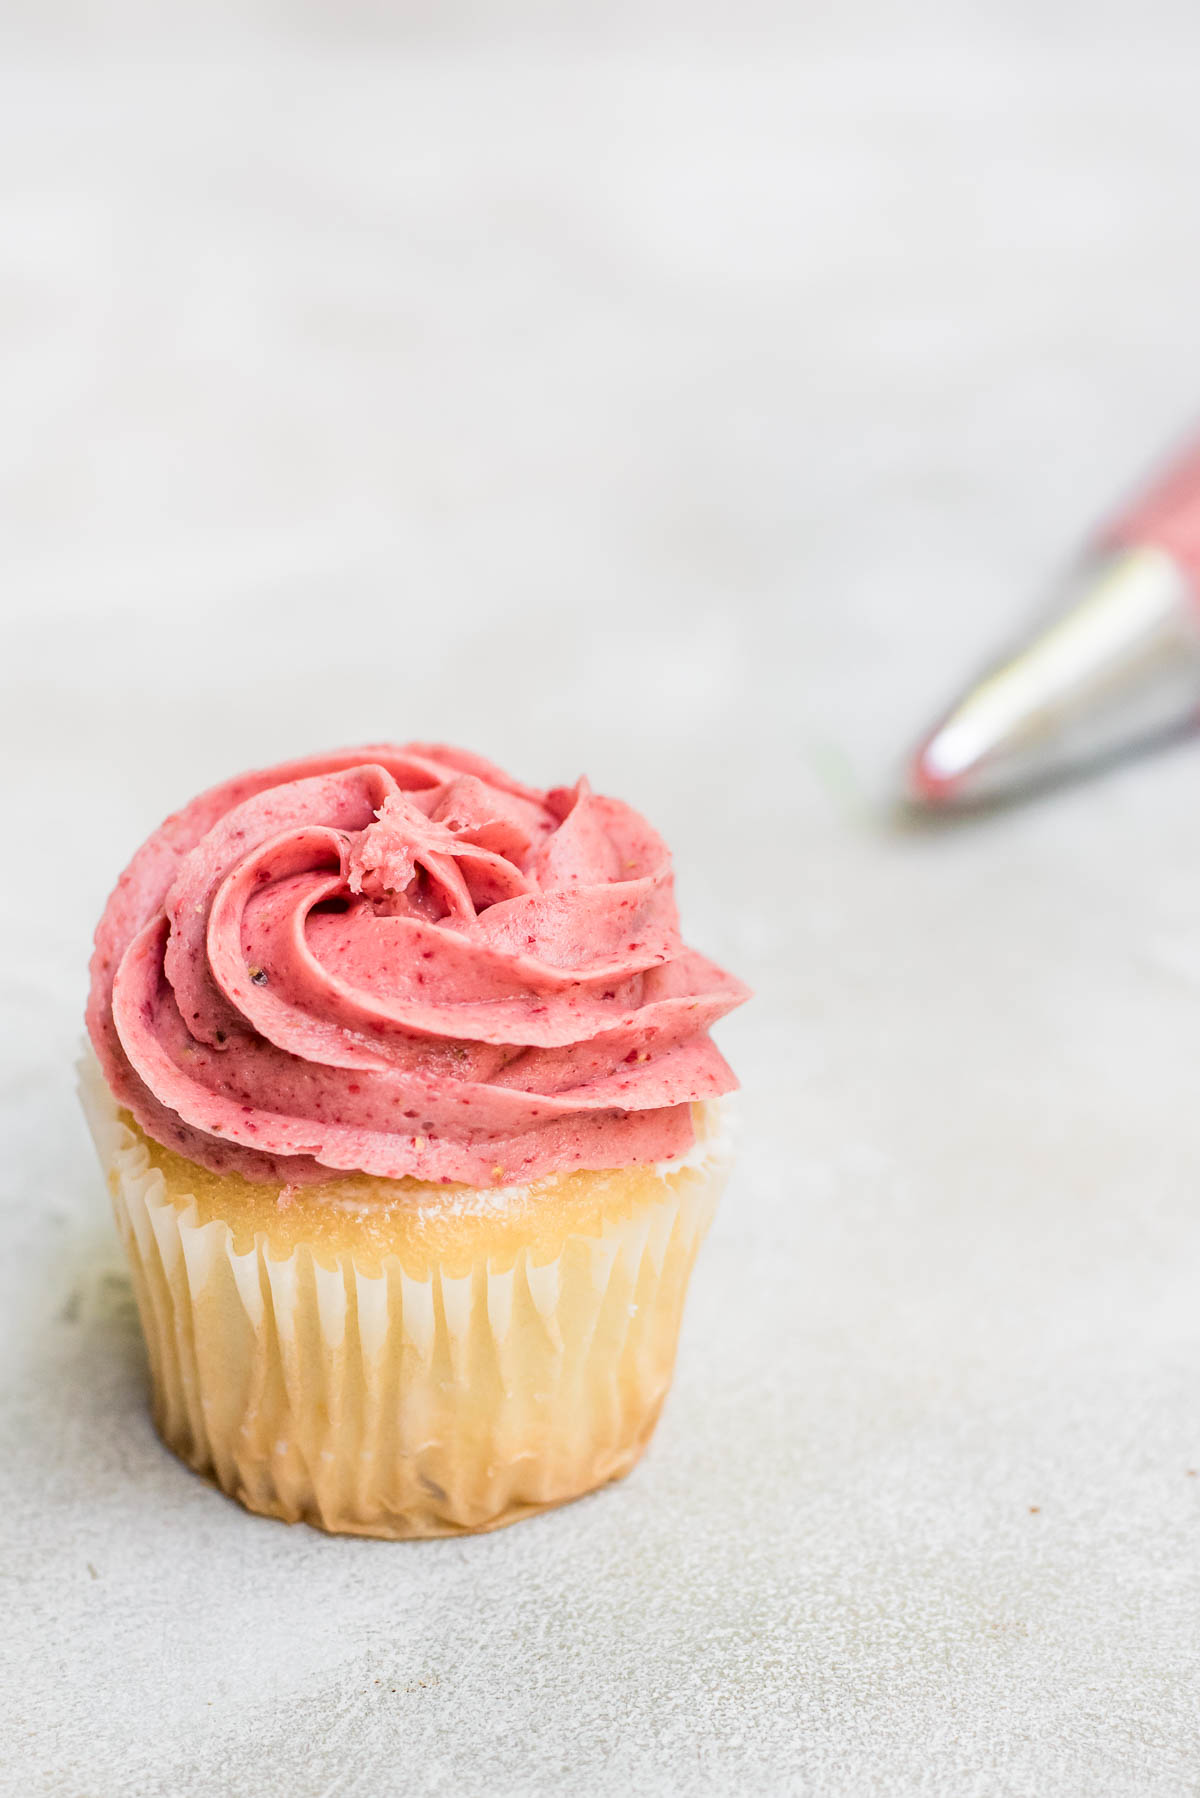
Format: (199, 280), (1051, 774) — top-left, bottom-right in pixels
(905, 735), (967, 807)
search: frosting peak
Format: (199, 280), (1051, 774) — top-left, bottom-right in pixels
(87, 744), (749, 1187)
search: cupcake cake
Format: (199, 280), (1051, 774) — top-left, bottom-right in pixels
(82, 744), (748, 1537)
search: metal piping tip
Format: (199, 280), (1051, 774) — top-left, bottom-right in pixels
(904, 543), (1200, 810)
(907, 732), (972, 807)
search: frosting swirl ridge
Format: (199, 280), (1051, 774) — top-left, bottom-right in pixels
(87, 744), (749, 1187)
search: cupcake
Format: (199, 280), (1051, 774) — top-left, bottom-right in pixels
(82, 744), (748, 1537)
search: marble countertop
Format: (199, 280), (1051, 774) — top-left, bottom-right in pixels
(4, 4), (1200, 1792)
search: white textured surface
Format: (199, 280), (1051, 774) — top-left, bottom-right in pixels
(4, 4), (1200, 1793)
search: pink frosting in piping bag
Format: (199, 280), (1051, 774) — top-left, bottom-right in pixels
(87, 744), (750, 1188)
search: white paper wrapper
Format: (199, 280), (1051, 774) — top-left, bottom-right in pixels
(79, 1054), (731, 1537)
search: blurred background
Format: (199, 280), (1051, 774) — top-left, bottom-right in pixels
(6, 3), (1200, 1794)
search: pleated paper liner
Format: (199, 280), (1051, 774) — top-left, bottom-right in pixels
(78, 1053), (731, 1538)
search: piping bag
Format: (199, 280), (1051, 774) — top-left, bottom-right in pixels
(907, 432), (1200, 808)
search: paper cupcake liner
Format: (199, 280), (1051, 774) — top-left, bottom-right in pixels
(79, 1055), (730, 1538)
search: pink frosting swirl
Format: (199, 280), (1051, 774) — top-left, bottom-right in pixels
(87, 744), (749, 1188)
